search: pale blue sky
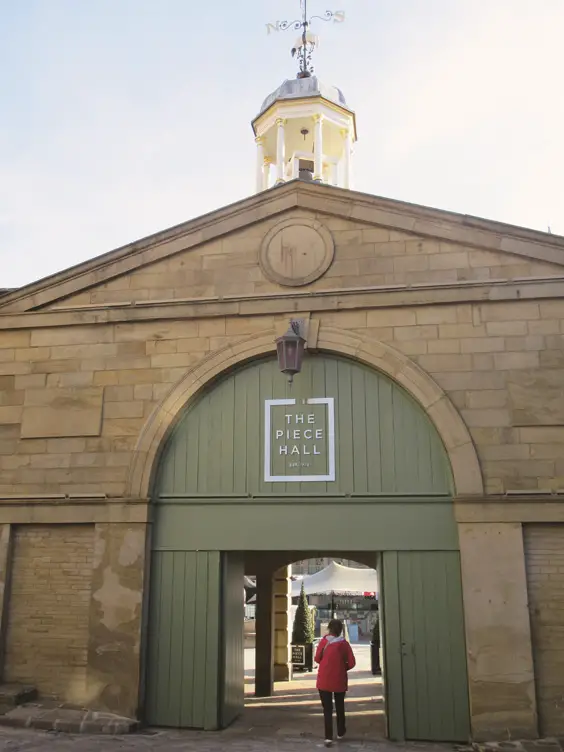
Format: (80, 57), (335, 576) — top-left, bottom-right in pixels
(1, 1), (563, 288)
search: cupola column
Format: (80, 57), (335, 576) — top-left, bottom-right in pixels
(331, 163), (338, 186)
(313, 114), (324, 182)
(255, 137), (265, 193)
(263, 157), (272, 191)
(253, 79), (356, 191)
(275, 118), (286, 184)
(342, 127), (352, 189)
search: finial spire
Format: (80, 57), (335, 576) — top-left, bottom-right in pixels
(267, 2), (345, 79)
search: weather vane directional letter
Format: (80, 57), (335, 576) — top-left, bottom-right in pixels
(266, 0), (345, 78)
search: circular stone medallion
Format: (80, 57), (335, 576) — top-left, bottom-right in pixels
(259, 218), (335, 287)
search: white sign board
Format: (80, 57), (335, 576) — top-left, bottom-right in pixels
(264, 397), (336, 483)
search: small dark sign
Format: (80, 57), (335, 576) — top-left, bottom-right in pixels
(292, 644), (306, 666)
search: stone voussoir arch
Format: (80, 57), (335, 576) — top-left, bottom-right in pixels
(126, 325), (483, 499)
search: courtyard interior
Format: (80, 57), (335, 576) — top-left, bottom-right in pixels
(242, 644), (386, 743)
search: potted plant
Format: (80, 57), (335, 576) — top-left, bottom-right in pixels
(370, 611), (382, 675)
(292, 583), (315, 672)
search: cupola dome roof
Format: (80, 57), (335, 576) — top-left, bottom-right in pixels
(257, 75), (348, 118)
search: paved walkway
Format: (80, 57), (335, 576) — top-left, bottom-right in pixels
(1, 646), (562, 751)
(0, 645), (446, 750)
(0, 725), (451, 751)
(244, 645), (386, 742)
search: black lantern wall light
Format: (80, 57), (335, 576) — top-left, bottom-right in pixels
(276, 319), (306, 384)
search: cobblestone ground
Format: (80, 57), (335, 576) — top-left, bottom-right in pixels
(0, 648), (561, 751)
(0, 647), (444, 751)
(0, 725), (452, 752)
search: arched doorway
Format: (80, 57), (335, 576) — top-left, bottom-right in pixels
(143, 353), (470, 741)
(243, 555), (384, 742)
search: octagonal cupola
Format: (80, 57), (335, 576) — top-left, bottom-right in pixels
(252, 4), (356, 192)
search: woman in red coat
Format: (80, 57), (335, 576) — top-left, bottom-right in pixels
(315, 618), (356, 747)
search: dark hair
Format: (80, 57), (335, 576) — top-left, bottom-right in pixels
(327, 618), (343, 637)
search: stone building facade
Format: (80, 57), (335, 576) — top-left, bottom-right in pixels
(0, 180), (564, 739)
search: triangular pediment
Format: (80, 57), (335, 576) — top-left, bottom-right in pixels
(2, 181), (564, 313)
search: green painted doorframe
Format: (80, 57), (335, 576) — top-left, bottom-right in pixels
(144, 354), (470, 740)
(382, 551), (471, 742)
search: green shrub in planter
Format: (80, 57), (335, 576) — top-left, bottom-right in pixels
(292, 583), (314, 644)
(292, 583), (314, 671)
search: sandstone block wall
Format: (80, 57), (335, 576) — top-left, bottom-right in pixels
(459, 523), (537, 739)
(45, 213), (564, 308)
(1, 299), (563, 495)
(525, 524), (564, 737)
(1, 207), (564, 497)
(0, 194), (563, 737)
(4, 524), (94, 703)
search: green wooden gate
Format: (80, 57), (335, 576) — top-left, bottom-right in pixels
(220, 553), (244, 728)
(145, 551), (221, 729)
(145, 551), (243, 730)
(382, 551), (470, 742)
(146, 354), (469, 738)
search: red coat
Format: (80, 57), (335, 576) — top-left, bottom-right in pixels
(315, 636), (356, 692)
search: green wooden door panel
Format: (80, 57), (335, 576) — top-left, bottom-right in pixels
(381, 551), (406, 741)
(154, 355), (452, 499)
(145, 551), (221, 730)
(220, 553), (244, 728)
(383, 551), (470, 743)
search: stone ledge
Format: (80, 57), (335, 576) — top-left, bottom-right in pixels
(3, 276), (564, 330)
(0, 499), (149, 525)
(455, 498), (564, 523)
(0, 703), (139, 735)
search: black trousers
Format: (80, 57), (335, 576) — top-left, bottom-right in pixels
(319, 690), (346, 740)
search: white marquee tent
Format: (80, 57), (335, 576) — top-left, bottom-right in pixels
(291, 561), (378, 598)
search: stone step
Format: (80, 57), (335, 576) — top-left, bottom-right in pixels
(0, 684), (37, 709)
(0, 685), (139, 734)
(0, 704), (139, 734)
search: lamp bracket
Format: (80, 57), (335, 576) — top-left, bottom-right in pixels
(289, 318), (306, 337)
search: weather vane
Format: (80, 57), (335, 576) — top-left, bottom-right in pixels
(266, 1), (345, 79)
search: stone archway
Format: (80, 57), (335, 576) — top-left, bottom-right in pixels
(126, 324), (483, 499)
(141, 343), (473, 740)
